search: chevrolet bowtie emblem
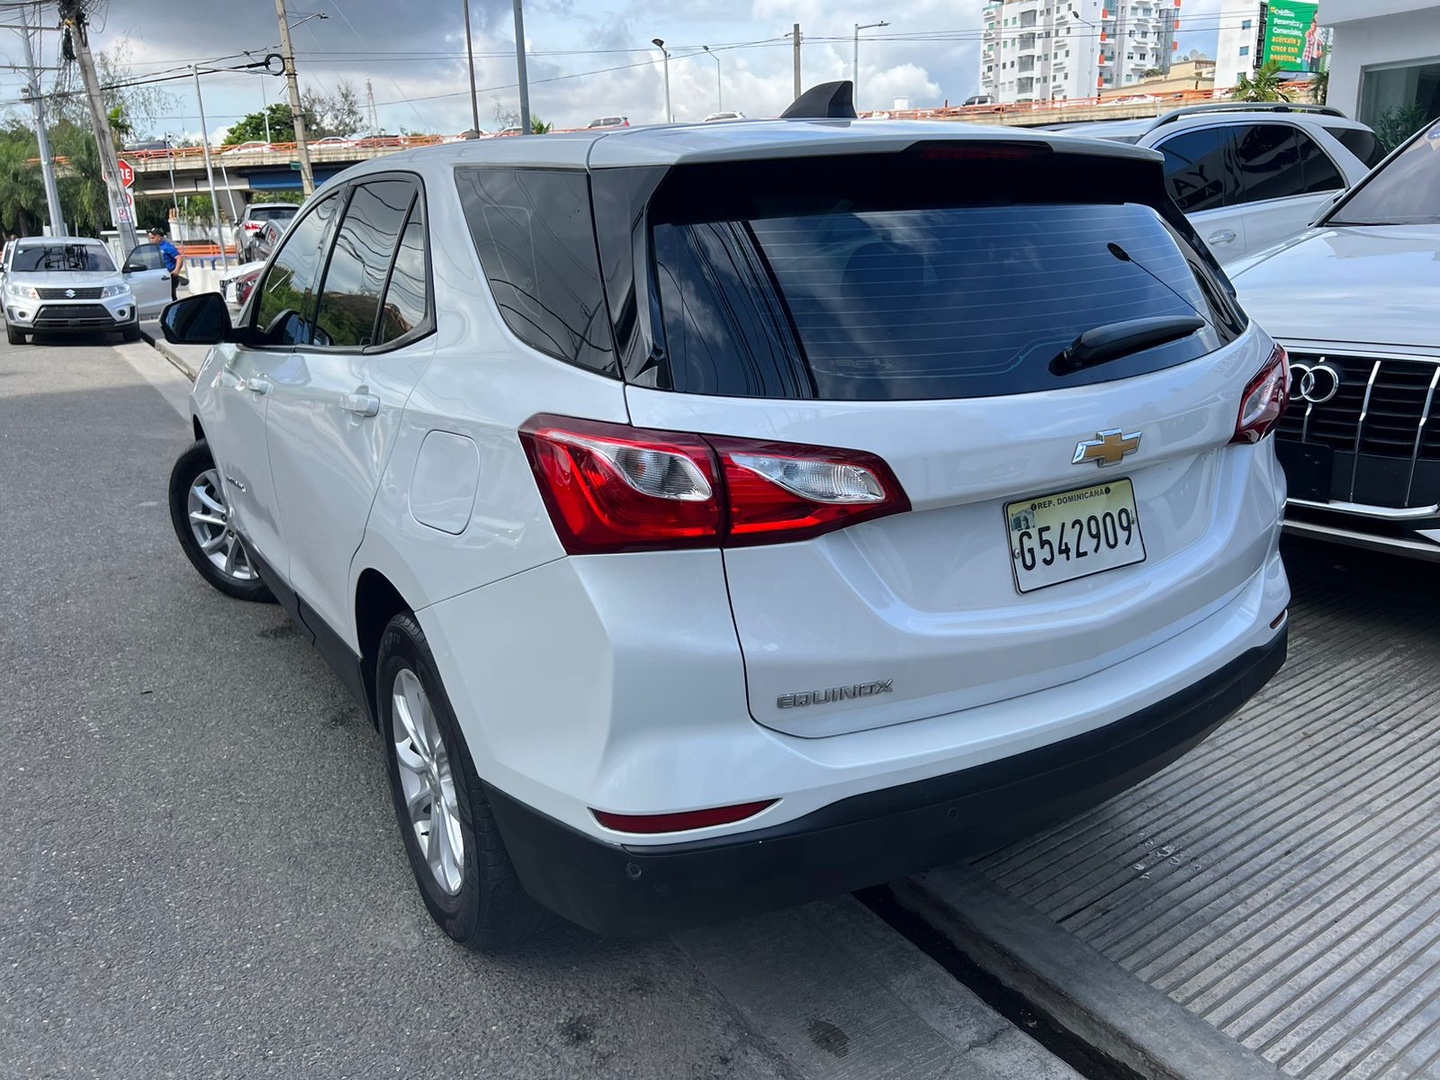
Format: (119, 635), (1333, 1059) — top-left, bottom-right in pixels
(1073, 429), (1142, 468)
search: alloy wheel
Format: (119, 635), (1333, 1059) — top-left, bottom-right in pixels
(392, 667), (465, 895)
(186, 468), (259, 582)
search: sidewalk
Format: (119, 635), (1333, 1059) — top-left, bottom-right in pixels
(140, 319), (209, 380)
(899, 552), (1440, 1079)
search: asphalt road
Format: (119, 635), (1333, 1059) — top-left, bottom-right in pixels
(0, 335), (1074, 1080)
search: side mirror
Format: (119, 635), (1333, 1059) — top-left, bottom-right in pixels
(162, 292), (233, 345)
(122, 262), (144, 273)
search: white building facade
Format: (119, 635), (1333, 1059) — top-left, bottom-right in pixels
(980, 0), (1182, 105)
(1214, 0), (1265, 94)
(1324, 0), (1440, 130)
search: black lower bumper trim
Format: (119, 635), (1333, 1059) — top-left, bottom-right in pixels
(487, 628), (1288, 937)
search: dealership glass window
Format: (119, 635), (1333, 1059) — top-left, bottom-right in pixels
(1359, 63), (1440, 136)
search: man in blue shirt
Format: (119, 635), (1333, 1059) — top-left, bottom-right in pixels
(147, 227), (185, 301)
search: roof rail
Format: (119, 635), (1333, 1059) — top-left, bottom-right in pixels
(1150, 102), (1347, 130)
(781, 80), (858, 120)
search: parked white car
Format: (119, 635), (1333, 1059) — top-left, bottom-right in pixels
(1049, 104), (1385, 264)
(2, 236), (171, 344)
(1232, 117), (1440, 561)
(162, 111), (1291, 947)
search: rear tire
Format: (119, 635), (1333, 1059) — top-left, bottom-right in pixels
(167, 439), (275, 603)
(378, 612), (539, 951)
(7, 325), (27, 345)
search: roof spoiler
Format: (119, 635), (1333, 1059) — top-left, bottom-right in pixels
(780, 80), (858, 120)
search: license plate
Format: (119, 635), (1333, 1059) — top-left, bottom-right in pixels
(1005, 479), (1147, 594)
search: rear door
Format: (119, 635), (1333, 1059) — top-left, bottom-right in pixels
(264, 177), (432, 644)
(1153, 126), (1248, 260)
(622, 153), (1268, 738)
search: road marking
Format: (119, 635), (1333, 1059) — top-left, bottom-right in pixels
(114, 341), (191, 420)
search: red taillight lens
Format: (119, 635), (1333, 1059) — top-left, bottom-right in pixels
(711, 438), (911, 546)
(519, 415), (911, 554)
(1231, 345), (1290, 444)
(519, 416), (721, 554)
(592, 799), (776, 834)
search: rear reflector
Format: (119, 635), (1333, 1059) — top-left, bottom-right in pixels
(520, 416), (910, 554)
(592, 799), (777, 835)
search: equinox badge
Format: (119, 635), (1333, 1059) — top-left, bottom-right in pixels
(778, 680), (894, 709)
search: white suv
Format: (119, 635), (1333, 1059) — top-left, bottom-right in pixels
(163, 105), (1291, 948)
(1049, 104), (1384, 264)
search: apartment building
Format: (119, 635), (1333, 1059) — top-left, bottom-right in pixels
(980, 0), (1182, 104)
(1215, 0), (1265, 93)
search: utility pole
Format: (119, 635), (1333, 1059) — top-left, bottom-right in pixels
(702, 45), (721, 113)
(275, 0), (315, 195)
(853, 21), (889, 108)
(651, 39), (672, 123)
(191, 67), (229, 270)
(462, 0), (481, 133)
(513, 0), (531, 134)
(791, 23), (802, 99)
(57, 0), (136, 252)
(163, 133), (179, 236)
(17, 5), (64, 236)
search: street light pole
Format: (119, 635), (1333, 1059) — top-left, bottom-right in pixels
(275, 0), (315, 195)
(853, 21), (889, 108)
(191, 66), (229, 270)
(17, 4), (64, 236)
(513, 0), (532, 135)
(702, 45), (721, 112)
(462, 0), (481, 133)
(651, 38), (672, 123)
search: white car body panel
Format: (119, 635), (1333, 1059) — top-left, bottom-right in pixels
(180, 120), (1291, 896)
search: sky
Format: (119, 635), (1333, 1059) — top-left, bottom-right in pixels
(0, 0), (1232, 141)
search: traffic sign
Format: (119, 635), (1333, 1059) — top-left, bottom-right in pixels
(117, 158), (134, 188)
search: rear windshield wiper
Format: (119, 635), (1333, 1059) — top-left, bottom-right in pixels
(1050, 315), (1206, 375)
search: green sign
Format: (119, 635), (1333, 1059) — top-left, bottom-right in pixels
(1263, 2), (1327, 73)
(289, 160), (302, 171)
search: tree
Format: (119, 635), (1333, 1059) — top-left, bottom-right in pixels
(49, 42), (175, 140)
(1142, 67), (1165, 79)
(301, 80), (365, 138)
(0, 126), (47, 235)
(1375, 103), (1429, 152)
(531, 116), (553, 134)
(223, 104), (296, 145)
(1232, 60), (1291, 103)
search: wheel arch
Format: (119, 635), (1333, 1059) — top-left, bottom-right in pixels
(192, 415), (205, 442)
(355, 568), (413, 730)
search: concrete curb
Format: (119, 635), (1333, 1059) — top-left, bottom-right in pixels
(893, 866), (1286, 1080)
(140, 322), (199, 380)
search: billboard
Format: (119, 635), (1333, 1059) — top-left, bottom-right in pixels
(1262, 2), (1329, 73)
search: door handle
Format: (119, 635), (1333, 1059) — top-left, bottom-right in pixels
(341, 390), (381, 417)
(241, 376), (271, 395)
(1207, 229), (1237, 245)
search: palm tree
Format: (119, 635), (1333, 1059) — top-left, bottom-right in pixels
(531, 116), (553, 134)
(0, 132), (47, 235)
(1232, 60), (1290, 103)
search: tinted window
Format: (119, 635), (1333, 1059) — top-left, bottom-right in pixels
(1158, 128), (1232, 212)
(455, 167), (615, 374)
(1330, 123), (1440, 225)
(1326, 125), (1387, 169)
(1231, 124), (1343, 204)
(12, 244), (115, 272)
(254, 193), (342, 344)
(125, 243), (165, 271)
(313, 180), (415, 348)
(249, 206), (297, 222)
(379, 201), (428, 344)
(653, 202), (1233, 401)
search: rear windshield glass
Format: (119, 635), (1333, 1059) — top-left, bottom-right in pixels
(250, 206), (297, 221)
(12, 244), (115, 272)
(652, 200), (1236, 401)
(1329, 122), (1440, 225)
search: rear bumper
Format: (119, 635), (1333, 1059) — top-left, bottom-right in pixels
(488, 625), (1288, 937)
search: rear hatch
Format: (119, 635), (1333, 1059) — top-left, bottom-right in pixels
(606, 142), (1275, 737)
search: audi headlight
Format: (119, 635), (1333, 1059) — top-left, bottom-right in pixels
(99, 284), (131, 299)
(4, 282), (37, 300)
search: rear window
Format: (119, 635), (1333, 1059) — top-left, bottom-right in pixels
(1325, 125), (1387, 169)
(250, 206), (297, 222)
(651, 189), (1240, 401)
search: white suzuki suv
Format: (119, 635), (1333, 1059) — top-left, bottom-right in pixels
(163, 85), (1291, 949)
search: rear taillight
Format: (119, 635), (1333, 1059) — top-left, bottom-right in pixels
(1231, 345), (1290, 445)
(519, 415), (910, 554)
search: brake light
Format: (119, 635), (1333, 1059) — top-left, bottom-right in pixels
(519, 415), (910, 554)
(592, 799), (776, 834)
(1231, 345), (1290, 444)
